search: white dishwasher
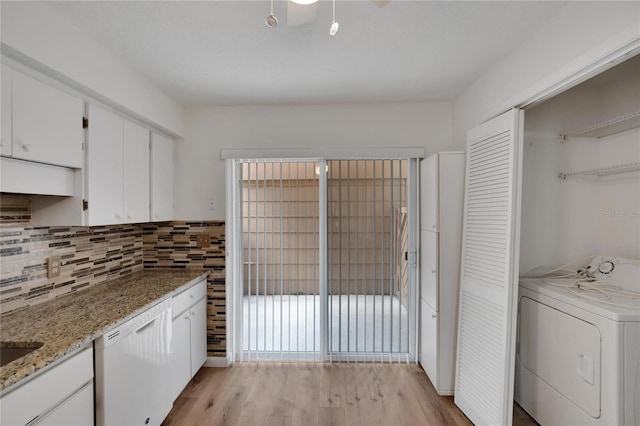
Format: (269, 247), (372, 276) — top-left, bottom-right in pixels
(95, 299), (173, 426)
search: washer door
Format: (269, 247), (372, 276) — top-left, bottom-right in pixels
(519, 297), (601, 418)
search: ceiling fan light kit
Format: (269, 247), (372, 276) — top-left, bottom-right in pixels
(330, 21), (339, 36)
(330, 0), (339, 36)
(266, 14), (278, 28)
(266, 0), (340, 35)
(266, 0), (277, 28)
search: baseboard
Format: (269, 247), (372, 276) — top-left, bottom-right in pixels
(204, 355), (232, 367)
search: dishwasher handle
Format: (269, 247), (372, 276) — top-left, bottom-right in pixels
(135, 317), (158, 334)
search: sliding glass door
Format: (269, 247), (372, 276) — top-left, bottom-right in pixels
(327, 160), (411, 362)
(241, 161), (320, 360)
(235, 158), (417, 362)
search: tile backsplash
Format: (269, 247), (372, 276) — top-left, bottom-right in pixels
(1, 194), (227, 357)
(0, 194), (143, 313)
(143, 221), (226, 357)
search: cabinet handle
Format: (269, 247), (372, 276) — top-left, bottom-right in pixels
(115, 213), (121, 219)
(431, 269), (437, 273)
(184, 315), (190, 320)
(431, 224), (436, 229)
(189, 294), (194, 298)
(126, 213), (131, 219)
(154, 213), (160, 219)
(21, 143), (31, 152)
(432, 314), (437, 318)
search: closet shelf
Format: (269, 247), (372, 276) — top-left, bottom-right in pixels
(558, 162), (640, 180)
(559, 111), (640, 141)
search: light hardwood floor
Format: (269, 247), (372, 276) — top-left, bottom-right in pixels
(162, 363), (538, 426)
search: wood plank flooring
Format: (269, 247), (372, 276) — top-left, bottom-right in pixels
(162, 363), (538, 426)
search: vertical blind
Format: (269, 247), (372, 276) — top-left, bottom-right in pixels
(327, 160), (410, 362)
(240, 159), (411, 362)
(241, 161), (320, 360)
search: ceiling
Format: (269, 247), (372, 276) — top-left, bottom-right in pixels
(46, 1), (565, 106)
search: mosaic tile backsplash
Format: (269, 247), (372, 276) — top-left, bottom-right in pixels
(0, 194), (227, 357)
(143, 221), (226, 357)
(0, 194), (143, 313)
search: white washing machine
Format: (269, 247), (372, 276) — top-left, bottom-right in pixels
(515, 262), (640, 425)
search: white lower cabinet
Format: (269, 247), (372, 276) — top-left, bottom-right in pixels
(0, 346), (93, 426)
(171, 279), (207, 401)
(36, 382), (94, 426)
(189, 298), (207, 377)
(420, 299), (438, 384)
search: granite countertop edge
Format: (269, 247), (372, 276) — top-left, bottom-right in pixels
(0, 269), (210, 394)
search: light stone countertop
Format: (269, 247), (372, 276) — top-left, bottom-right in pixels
(0, 269), (210, 393)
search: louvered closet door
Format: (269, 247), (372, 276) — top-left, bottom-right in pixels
(454, 109), (524, 426)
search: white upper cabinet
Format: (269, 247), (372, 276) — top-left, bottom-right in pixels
(151, 132), (174, 222)
(86, 104), (151, 226)
(12, 70), (83, 168)
(86, 104), (124, 226)
(1, 65), (12, 156)
(123, 120), (150, 223)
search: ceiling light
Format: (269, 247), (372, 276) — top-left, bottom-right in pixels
(291, 0), (319, 5)
(266, 0), (278, 28)
(315, 165), (329, 175)
(330, 0), (339, 36)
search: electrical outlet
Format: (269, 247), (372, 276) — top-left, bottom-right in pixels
(47, 256), (62, 278)
(196, 233), (211, 248)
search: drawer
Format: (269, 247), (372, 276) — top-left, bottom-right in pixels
(36, 381), (94, 426)
(172, 279), (206, 318)
(1, 346), (93, 426)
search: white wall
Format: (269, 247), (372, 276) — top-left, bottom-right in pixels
(520, 65), (640, 273)
(175, 102), (452, 219)
(452, 1), (640, 149)
(1, 2), (184, 137)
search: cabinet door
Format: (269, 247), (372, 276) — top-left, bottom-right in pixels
(12, 71), (83, 168)
(36, 382), (94, 426)
(1, 65), (11, 156)
(190, 298), (208, 376)
(123, 119), (150, 223)
(86, 104), (124, 225)
(455, 109), (524, 426)
(150, 132), (174, 221)
(420, 299), (438, 386)
(421, 154), (438, 231)
(171, 311), (192, 401)
(421, 229), (438, 311)
(0, 347), (93, 426)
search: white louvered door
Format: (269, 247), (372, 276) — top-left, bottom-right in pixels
(454, 109), (524, 426)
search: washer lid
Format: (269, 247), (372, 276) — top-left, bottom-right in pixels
(519, 278), (640, 322)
